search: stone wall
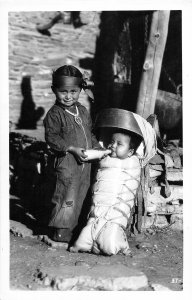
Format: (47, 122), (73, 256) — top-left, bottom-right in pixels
(9, 11), (101, 126)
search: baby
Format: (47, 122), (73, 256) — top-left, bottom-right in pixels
(69, 129), (142, 255)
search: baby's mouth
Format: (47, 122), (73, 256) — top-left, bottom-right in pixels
(110, 151), (116, 157)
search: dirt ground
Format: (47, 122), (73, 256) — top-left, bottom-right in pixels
(10, 222), (183, 291)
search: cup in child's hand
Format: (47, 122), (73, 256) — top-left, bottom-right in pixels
(84, 149), (111, 160)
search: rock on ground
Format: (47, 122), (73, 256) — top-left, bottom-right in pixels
(35, 264), (149, 291)
(151, 283), (171, 291)
(10, 220), (33, 237)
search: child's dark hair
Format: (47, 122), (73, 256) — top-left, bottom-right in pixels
(52, 65), (83, 87)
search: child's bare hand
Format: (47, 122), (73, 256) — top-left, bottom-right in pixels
(67, 146), (88, 163)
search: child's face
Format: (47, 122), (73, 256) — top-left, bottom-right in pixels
(109, 132), (134, 159)
(52, 82), (81, 107)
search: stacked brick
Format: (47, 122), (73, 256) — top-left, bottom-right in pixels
(144, 140), (183, 230)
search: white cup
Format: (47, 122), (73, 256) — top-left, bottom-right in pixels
(84, 149), (111, 160)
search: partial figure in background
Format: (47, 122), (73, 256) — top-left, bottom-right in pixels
(36, 11), (86, 36)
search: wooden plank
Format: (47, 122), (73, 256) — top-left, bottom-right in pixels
(136, 11), (170, 118)
(167, 169), (183, 182)
(149, 166), (183, 181)
(148, 185), (183, 203)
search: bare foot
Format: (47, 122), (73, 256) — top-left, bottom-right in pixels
(122, 248), (132, 256)
(38, 235), (68, 249)
(69, 246), (80, 253)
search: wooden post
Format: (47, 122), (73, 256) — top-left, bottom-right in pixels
(136, 11), (170, 118)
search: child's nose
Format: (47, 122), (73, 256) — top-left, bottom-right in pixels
(65, 92), (72, 99)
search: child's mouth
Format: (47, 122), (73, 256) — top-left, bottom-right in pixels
(65, 100), (73, 104)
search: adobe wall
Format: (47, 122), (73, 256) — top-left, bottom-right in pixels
(9, 11), (101, 126)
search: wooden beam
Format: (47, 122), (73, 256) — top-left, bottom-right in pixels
(136, 11), (170, 118)
(148, 185), (183, 203)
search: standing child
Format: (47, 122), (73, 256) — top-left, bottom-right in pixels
(43, 65), (101, 244)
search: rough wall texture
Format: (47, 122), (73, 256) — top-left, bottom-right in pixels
(9, 11), (101, 126)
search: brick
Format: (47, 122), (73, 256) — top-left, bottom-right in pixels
(10, 220), (33, 237)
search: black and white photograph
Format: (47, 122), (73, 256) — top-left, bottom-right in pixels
(0, 0), (192, 298)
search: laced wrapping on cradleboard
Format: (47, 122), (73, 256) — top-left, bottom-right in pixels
(90, 156), (142, 255)
(72, 155), (141, 255)
(90, 157), (141, 229)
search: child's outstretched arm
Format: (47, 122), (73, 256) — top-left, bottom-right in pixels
(44, 110), (87, 163)
(67, 146), (88, 163)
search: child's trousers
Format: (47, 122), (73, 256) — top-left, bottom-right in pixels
(48, 152), (91, 242)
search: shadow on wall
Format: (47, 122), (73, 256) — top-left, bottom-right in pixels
(17, 76), (44, 129)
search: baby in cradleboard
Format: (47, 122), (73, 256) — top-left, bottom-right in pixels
(69, 129), (143, 255)
(69, 109), (157, 256)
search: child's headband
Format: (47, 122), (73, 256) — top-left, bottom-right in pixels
(52, 71), (94, 101)
(52, 75), (82, 87)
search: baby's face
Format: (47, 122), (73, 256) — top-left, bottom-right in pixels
(109, 132), (133, 159)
